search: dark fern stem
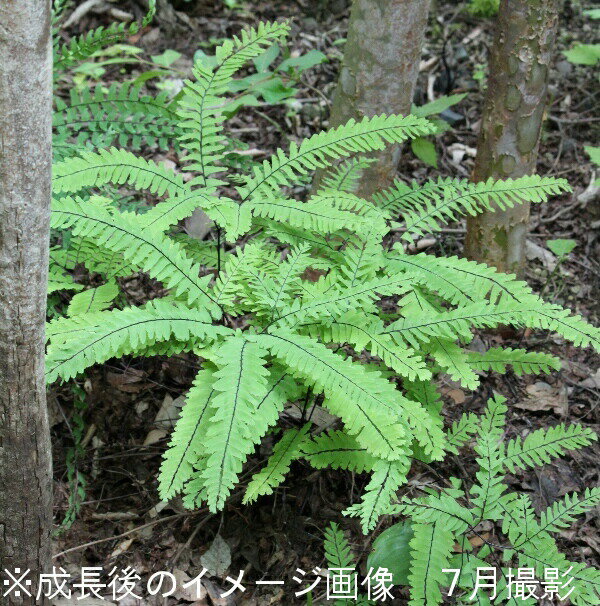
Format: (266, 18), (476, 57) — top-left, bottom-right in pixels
(216, 224), (222, 276)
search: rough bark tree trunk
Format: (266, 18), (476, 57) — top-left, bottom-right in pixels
(0, 2), (53, 604)
(315, 0), (431, 197)
(465, 0), (560, 275)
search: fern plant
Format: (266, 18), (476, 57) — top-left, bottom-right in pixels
(367, 394), (599, 605)
(47, 22), (600, 523)
(322, 523), (372, 605)
(52, 0), (176, 163)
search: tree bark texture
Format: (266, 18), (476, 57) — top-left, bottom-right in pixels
(0, 1), (53, 604)
(317, 0), (431, 197)
(465, 0), (560, 274)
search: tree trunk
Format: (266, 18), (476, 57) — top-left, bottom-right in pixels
(0, 1), (53, 604)
(315, 0), (431, 197)
(465, 0), (560, 275)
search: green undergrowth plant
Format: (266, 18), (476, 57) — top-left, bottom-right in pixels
(467, 0), (499, 17)
(52, 0), (178, 163)
(321, 523), (372, 605)
(50, 2), (328, 309)
(367, 394), (599, 605)
(46, 22), (600, 525)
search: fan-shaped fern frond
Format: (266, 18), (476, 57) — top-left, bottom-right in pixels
(369, 395), (599, 605)
(256, 331), (412, 460)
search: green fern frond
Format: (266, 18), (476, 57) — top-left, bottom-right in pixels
(370, 395), (599, 605)
(408, 522), (454, 606)
(504, 424), (597, 473)
(539, 488), (600, 534)
(46, 299), (229, 382)
(48, 265), (83, 294)
(426, 340), (480, 389)
(200, 337), (270, 511)
(243, 424), (311, 504)
(52, 148), (188, 197)
(470, 394), (507, 520)
(338, 235), (385, 289)
(302, 430), (376, 473)
(344, 459), (410, 533)
(466, 346), (561, 375)
(429, 254), (539, 305)
(273, 274), (413, 329)
(267, 244), (314, 313)
(386, 301), (600, 352)
(248, 196), (368, 234)
(256, 331), (411, 460)
(397, 493), (473, 533)
(51, 197), (222, 315)
(55, 0), (156, 69)
(178, 21), (289, 188)
(52, 235), (134, 280)
(319, 157), (378, 193)
(324, 522), (354, 569)
(301, 311), (430, 381)
(445, 412), (479, 454)
(54, 82), (178, 152)
(171, 233), (227, 268)
(385, 251), (476, 306)
(213, 243), (265, 307)
(67, 281), (119, 316)
(237, 114), (434, 200)
(385, 303), (509, 347)
(159, 369), (216, 500)
(373, 177), (444, 217)
(393, 175), (570, 240)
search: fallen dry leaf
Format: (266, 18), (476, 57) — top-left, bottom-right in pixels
(515, 381), (568, 415)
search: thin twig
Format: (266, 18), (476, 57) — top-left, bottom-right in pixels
(53, 510), (207, 559)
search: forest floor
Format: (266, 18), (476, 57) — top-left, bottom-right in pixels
(49, 1), (599, 604)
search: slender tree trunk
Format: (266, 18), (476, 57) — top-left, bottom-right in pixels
(0, 2), (53, 604)
(465, 0), (560, 274)
(315, 0), (431, 197)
